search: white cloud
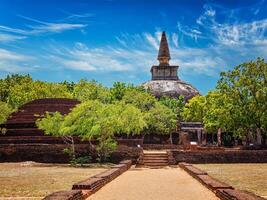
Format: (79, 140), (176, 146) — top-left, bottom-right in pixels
(177, 22), (204, 41)
(29, 23), (86, 33)
(0, 15), (87, 42)
(45, 33), (227, 77)
(193, 4), (267, 46)
(0, 33), (26, 42)
(0, 48), (31, 61)
(213, 19), (267, 45)
(144, 33), (159, 50)
(0, 48), (34, 74)
(172, 33), (178, 47)
(49, 43), (142, 72)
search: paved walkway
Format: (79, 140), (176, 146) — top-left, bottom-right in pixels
(88, 167), (219, 200)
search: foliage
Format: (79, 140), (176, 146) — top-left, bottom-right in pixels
(0, 74), (72, 109)
(0, 101), (13, 133)
(110, 82), (127, 101)
(182, 58), (267, 144)
(203, 91), (234, 133)
(217, 58), (267, 142)
(122, 88), (157, 112)
(61, 80), (75, 93)
(160, 95), (185, 120)
(37, 100), (147, 162)
(144, 102), (176, 135)
(182, 95), (206, 122)
(73, 79), (110, 103)
(70, 156), (92, 167)
(0, 74), (32, 103)
(36, 112), (64, 136)
(96, 137), (117, 162)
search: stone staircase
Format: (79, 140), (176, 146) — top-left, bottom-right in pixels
(138, 151), (170, 168)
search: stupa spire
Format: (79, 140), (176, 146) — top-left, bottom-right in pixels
(157, 31), (170, 66)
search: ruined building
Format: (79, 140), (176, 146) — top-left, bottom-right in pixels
(143, 31), (199, 100)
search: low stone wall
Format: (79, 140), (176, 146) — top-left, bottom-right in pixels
(172, 150), (267, 164)
(0, 144), (142, 163)
(43, 190), (83, 200)
(179, 163), (265, 200)
(44, 160), (132, 200)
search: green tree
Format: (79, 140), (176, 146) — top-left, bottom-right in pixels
(0, 101), (13, 129)
(217, 58), (267, 145)
(36, 112), (77, 159)
(145, 102), (176, 143)
(73, 79), (110, 103)
(182, 95), (206, 122)
(7, 80), (72, 108)
(160, 95), (185, 120)
(110, 82), (127, 101)
(38, 100), (147, 162)
(122, 88), (157, 112)
(0, 74), (32, 103)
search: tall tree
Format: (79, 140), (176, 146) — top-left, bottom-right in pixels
(144, 102), (177, 143)
(217, 58), (267, 145)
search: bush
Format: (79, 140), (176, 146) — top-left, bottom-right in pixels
(70, 156), (92, 167)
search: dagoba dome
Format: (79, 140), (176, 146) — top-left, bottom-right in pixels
(142, 31), (199, 100)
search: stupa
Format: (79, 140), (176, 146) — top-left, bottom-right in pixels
(143, 31), (199, 100)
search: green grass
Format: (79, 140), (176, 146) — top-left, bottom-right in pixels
(195, 163), (267, 198)
(0, 162), (112, 199)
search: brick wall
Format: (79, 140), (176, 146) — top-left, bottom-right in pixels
(0, 144), (142, 163)
(172, 150), (267, 163)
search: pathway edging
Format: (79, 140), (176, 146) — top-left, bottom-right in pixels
(179, 162), (265, 200)
(43, 160), (132, 200)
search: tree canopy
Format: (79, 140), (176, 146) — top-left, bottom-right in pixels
(182, 58), (267, 144)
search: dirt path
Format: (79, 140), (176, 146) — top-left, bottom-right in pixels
(88, 167), (219, 200)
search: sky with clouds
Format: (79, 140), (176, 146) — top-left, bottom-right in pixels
(0, 0), (266, 94)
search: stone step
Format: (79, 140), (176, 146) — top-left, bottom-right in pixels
(143, 154), (168, 157)
(143, 155), (168, 158)
(139, 152), (171, 168)
(143, 163), (169, 166)
(143, 157), (168, 160)
(143, 160), (168, 163)
(143, 163), (169, 167)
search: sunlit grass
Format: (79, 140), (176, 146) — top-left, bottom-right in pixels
(196, 163), (267, 197)
(0, 162), (112, 199)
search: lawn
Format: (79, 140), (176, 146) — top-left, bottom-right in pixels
(195, 163), (267, 198)
(0, 162), (112, 199)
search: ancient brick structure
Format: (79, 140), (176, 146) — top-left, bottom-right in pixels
(143, 31), (199, 100)
(0, 98), (80, 143)
(151, 31), (179, 81)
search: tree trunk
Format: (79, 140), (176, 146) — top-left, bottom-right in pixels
(170, 133), (173, 145)
(217, 128), (222, 146)
(71, 137), (76, 159)
(256, 128), (262, 145)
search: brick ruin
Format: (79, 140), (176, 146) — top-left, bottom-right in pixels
(0, 98), (80, 144)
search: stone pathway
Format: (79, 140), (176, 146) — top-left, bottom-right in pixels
(87, 167), (219, 200)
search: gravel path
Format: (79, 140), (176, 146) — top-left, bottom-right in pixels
(88, 167), (219, 200)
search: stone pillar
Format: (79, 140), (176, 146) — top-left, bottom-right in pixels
(197, 129), (202, 145)
(217, 128), (222, 146)
(256, 128), (262, 145)
(202, 130), (207, 145)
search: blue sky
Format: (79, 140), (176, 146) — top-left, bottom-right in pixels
(0, 0), (266, 94)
